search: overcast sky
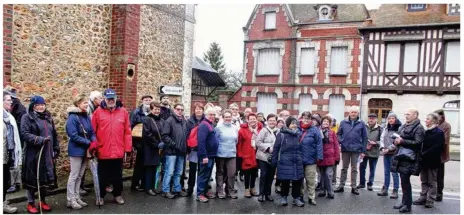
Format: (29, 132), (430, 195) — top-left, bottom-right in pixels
(194, 4), (381, 74)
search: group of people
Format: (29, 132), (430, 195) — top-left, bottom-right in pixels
(2, 86), (452, 214)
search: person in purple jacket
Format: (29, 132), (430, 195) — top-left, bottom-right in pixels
(196, 107), (219, 203)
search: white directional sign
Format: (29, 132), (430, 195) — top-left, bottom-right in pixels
(159, 86), (183, 96)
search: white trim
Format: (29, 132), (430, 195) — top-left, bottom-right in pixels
(252, 41), (285, 83)
(295, 41), (321, 84)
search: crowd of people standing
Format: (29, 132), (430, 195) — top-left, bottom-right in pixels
(2, 86), (452, 214)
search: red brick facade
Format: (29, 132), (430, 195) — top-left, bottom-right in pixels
(230, 4), (364, 119)
(3, 4), (13, 87)
(109, 5), (141, 111)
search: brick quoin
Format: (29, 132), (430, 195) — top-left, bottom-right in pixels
(109, 4), (141, 111)
(3, 4), (13, 87)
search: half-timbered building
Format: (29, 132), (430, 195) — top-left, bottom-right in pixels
(359, 4), (460, 135)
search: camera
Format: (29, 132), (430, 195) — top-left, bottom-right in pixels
(391, 133), (400, 139)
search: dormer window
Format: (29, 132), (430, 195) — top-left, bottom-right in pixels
(265, 12), (276, 30)
(408, 4), (426, 12)
(447, 4), (460, 15)
(314, 4), (337, 21)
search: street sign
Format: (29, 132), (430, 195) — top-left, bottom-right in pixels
(159, 86), (183, 96)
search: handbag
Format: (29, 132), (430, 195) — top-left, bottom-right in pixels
(396, 146), (416, 161)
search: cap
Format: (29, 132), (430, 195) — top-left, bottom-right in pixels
(103, 88), (117, 99)
(141, 95), (153, 100)
(368, 113), (377, 118)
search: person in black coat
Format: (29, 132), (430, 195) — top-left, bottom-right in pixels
(413, 113), (444, 208)
(159, 95), (173, 121)
(130, 95), (153, 192)
(20, 95), (60, 213)
(391, 108), (425, 213)
(142, 101), (164, 196)
(185, 102), (205, 196)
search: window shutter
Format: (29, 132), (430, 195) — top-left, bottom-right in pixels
(330, 47), (348, 75)
(265, 12), (276, 29)
(404, 43), (419, 72)
(257, 93), (277, 117)
(329, 95), (345, 122)
(300, 48), (315, 75)
(257, 49), (280, 75)
(446, 41), (460, 73)
(386, 43), (401, 73)
(299, 94), (313, 115)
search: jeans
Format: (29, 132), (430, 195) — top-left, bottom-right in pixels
(319, 166), (334, 195)
(197, 157), (215, 197)
(400, 173), (412, 208)
(258, 160), (275, 196)
(437, 162), (445, 197)
(340, 152), (360, 188)
(359, 157), (378, 186)
(383, 155), (399, 191)
(162, 156), (185, 193)
(281, 179), (302, 198)
(98, 159), (123, 198)
(145, 165), (158, 191)
(216, 158), (236, 195)
(66, 156), (87, 201)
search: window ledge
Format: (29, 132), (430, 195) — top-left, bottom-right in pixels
(255, 74), (280, 77)
(299, 73), (316, 77)
(403, 72), (419, 76)
(385, 72), (399, 76)
(445, 72), (460, 76)
(329, 74), (348, 77)
(264, 28), (277, 31)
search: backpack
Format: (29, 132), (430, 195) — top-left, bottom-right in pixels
(187, 121), (213, 149)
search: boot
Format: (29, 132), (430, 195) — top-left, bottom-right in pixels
(3, 201), (18, 214)
(250, 188), (259, 196)
(280, 196), (288, 206)
(27, 203), (39, 214)
(377, 186), (388, 196)
(390, 189), (399, 199)
(244, 189), (251, 198)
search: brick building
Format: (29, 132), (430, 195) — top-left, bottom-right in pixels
(229, 4), (369, 122)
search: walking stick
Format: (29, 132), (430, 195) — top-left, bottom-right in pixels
(36, 144), (45, 214)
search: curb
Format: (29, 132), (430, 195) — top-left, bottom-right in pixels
(8, 176), (132, 204)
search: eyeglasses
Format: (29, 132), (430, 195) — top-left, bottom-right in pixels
(176, 108), (184, 112)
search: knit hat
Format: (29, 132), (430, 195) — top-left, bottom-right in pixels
(3, 86), (18, 98)
(30, 95), (46, 105)
(387, 111), (397, 119)
(311, 114), (322, 125)
(286, 116), (298, 128)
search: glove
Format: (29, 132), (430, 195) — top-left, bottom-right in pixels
(335, 160), (340, 166)
(43, 136), (51, 145)
(88, 141), (98, 152)
(158, 142), (165, 149)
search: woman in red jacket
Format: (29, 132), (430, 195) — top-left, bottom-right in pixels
(316, 116), (340, 199)
(237, 113), (262, 198)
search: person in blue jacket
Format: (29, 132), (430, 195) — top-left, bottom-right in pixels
(271, 116), (305, 207)
(334, 106), (368, 195)
(65, 94), (97, 210)
(299, 111), (323, 205)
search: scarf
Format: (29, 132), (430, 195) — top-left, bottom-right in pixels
(299, 121), (313, 130)
(3, 110), (15, 151)
(35, 111), (48, 119)
(322, 127), (330, 144)
(425, 124), (438, 131)
(266, 126), (278, 135)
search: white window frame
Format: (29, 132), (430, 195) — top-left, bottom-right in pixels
(403, 43), (420, 73)
(299, 94), (313, 115)
(257, 93), (277, 117)
(410, 4), (426, 10)
(257, 48), (280, 75)
(329, 94), (345, 122)
(265, 12), (276, 30)
(300, 48), (316, 75)
(445, 41), (460, 73)
(385, 43), (401, 73)
(330, 46), (348, 75)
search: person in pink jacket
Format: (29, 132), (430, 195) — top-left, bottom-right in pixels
(90, 89), (132, 206)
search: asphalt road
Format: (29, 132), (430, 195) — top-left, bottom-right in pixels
(10, 160), (461, 214)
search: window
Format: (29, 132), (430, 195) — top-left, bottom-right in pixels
(408, 4), (426, 11)
(319, 6), (332, 21)
(443, 100), (460, 135)
(265, 12), (276, 30)
(257, 49), (280, 75)
(330, 47), (348, 75)
(404, 43), (419, 72)
(446, 41), (460, 73)
(299, 94), (313, 115)
(300, 48), (316, 75)
(368, 99), (393, 127)
(257, 93), (277, 117)
(385, 43), (401, 73)
(329, 95), (345, 123)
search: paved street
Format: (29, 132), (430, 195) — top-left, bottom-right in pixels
(10, 160), (460, 214)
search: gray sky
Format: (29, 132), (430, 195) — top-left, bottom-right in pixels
(194, 4), (381, 74)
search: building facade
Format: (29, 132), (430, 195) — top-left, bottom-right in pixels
(229, 4), (368, 122)
(359, 4), (460, 136)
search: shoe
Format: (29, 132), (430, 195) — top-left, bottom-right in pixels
(96, 198), (104, 206)
(179, 190), (189, 197)
(425, 201), (434, 208)
(3, 201), (18, 214)
(250, 188), (259, 196)
(280, 196), (288, 206)
(413, 198), (426, 205)
(265, 195), (274, 201)
(7, 186), (17, 193)
(377, 186), (388, 196)
(434, 195), (443, 202)
(230, 192), (238, 199)
(240, 175), (244, 181)
(244, 189), (251, 198)
(356, 184), (365, 189)
(318, 191), (326, 197)
(390, 189), (399, 199)
(196, 195), (209, 203)
(399, 205), (411, 213)
(27, 203), (39, 214)
(162, 192), (176, 199)
(67, 200), (82, 210)
(147, 190), (157, 196)
(326, 194), (334, 199)
(367, 185), (373, 191)
(105, 185), (113, 193)
(307, 198), (316, 205)
(275, 185), (281, 194)
(351, 188), (360, 195)
(39, 201), (52, 212)
(292, 198), (305, 207)
(334, 186), (344, 193)
(114, 196), (125, 205)
(79, 188), (88, 196)
(76, 199), (88, 207)
(217, 192), (226, 199)
(258, 195), (265, 202)
(393, 203), (404, 209)
(136, 186), (144, 192)
(206, 192), (216, 199)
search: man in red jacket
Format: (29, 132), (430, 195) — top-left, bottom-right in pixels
(90, 89), (132, 206)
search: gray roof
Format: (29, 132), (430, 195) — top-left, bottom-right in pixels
(289, 4), (369, 24)
(192, 57), (226, 87)
(192, 56), (217, 73)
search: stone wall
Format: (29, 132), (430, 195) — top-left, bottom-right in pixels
(136, 5), (186, 107)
